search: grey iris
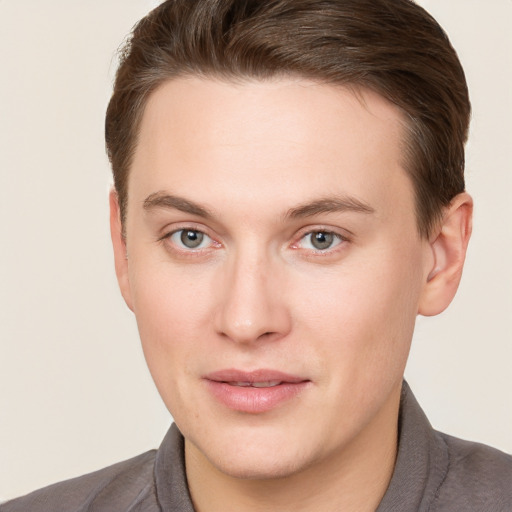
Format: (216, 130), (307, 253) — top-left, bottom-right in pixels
(311, 231), (334, 250)
(181, 230), (204, 248)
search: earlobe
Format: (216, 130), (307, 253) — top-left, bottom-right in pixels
(109, 190), (134, 311)
(418, 192), (473, 317)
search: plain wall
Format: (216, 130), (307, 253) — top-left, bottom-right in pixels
(0, 0), (510, 501)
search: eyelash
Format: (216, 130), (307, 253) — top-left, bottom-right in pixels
(159, 226), (349, 256)
(290, 228), (349, 257)
(158, 225), (220, 256)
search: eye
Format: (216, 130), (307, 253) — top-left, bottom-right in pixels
(168, 229), (213, 250)
(299, 230), (344, 251)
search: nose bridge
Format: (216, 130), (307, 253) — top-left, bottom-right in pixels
(215, 243), (290, 344)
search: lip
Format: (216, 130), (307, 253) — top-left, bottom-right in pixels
(203, 369), (310, 414)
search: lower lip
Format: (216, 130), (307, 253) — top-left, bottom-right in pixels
(205, 380), (310, 413)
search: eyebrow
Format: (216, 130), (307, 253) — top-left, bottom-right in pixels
(285, 196), (375, 219)
(142, 191), (375, 220)
(143, 192), (213, 218)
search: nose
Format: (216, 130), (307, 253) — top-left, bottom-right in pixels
(214, 250), (292, 344)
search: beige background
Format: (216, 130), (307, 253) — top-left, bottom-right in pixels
(0, 0), (511, 501)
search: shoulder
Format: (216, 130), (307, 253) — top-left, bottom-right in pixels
(1, 450), (158, 512)
(433, 432), (512, 511)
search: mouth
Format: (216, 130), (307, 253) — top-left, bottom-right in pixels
(203, 369), (310, 413)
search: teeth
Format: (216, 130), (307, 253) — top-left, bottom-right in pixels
(252, 380), (282, 388)
(230, 380), (282, 388)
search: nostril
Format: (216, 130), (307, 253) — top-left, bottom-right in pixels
(258, 331), (277, 341)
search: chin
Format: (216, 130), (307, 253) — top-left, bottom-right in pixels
(190, 420), (324, 481)
(208, 447), (311, 481)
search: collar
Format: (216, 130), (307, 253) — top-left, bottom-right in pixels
(376, 381), (449, 511)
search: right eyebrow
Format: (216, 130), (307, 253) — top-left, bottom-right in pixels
(142, 192), (213, 219)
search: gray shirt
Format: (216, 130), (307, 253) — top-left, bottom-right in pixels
(3, 382), (512, 511)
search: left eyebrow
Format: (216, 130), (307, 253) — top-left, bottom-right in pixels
(285, 196), (375, 219)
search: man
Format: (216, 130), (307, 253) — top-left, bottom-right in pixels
(3, 0), (511, 511)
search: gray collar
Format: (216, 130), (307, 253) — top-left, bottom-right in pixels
(376, 381), (449, 511)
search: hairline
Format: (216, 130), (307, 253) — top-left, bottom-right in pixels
(118, 71), (433, 239)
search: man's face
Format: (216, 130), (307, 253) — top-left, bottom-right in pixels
(118, 77), (434, 479)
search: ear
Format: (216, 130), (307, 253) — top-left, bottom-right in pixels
(418, 192), (473, 317)
(109, 189), (134, 311)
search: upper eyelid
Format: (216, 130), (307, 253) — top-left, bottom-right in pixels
(159, 223), (212, 240)
(294, 226), (351, 242)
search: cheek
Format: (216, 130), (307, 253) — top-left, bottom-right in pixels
(294, 251), (422, 374)
(130, 255), (213, 333)
(128, 263), (212, 388)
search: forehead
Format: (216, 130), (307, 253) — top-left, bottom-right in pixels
(129, 76), (413, 222)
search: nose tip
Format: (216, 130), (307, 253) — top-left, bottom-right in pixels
(214, 257), (291, 345)
(220, 317), (276, 344)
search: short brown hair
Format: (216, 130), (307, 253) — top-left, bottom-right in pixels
(105, 0), (470, 238)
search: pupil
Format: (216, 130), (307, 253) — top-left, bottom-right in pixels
(181, 230), (203, 248)
(312, 231), (333, 250)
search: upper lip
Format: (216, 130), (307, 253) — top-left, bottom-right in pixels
(204, 369), (308, 384)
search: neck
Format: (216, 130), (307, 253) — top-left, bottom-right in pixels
(184, 387), (400, 512)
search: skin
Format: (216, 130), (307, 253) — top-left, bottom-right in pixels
(110, 77), (472, 512)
